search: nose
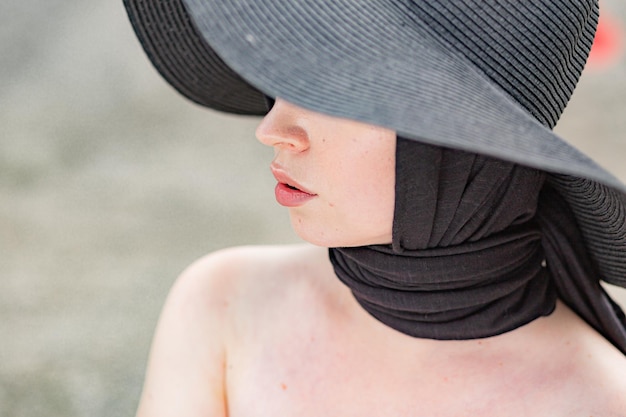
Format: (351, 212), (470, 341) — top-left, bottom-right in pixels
(255, 98), (310, 153)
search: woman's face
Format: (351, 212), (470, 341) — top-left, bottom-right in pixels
(256, 99), (396, 247)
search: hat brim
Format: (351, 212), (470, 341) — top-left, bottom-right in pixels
(124, 0), (268, 114)
(123, 0), (626, 288)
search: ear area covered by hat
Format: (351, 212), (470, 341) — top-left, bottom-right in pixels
(123, 2), (626, 289)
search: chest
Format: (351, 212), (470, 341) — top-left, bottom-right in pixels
(224, 324), (585, 417)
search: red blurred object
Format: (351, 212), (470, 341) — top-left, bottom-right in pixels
(588, 9), (624, 69)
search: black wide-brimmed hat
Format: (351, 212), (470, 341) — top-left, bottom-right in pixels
(123, 0), (626, 289)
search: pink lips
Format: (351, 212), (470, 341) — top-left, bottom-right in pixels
(270, 165), (317, 207)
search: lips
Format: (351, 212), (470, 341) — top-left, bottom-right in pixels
(270, 165), (317, 207)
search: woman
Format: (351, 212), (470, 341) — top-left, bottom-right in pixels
(124, 0), (626, 415)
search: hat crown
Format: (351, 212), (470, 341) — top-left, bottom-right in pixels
(409, 1), (598, 128)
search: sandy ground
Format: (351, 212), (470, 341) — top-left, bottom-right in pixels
(1, 2), (625, 416)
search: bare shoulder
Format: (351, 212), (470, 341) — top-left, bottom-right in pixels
(192, 243), (331, 279)
(182, 243), (334, 302)
(547, 303), (626, 415)
(188, 244), (341, 327)
(134, 249), (238, 417)
(136, 244), (335, 417)
(575, 324), (626, 414)
(577, 346), (626, 415)
(167, 243), (333, 314)
(185, 243), (328, 274)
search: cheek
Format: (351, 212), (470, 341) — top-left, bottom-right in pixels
(357, 159), (395, 229)
(291, 128), (396, 247)
(331, 147), (396, 243)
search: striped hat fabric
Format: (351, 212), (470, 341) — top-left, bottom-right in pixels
(123, 0), (626, 290)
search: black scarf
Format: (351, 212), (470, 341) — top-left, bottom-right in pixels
(330, 138), (626, 350)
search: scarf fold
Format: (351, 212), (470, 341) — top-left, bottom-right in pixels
(538, 181), (626, 352)
(330, 138), (557, 339)
(330, 138), (626, 350)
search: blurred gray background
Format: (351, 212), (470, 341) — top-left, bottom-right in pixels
(1, 2), (625, 416)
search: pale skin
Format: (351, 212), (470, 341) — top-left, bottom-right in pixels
(136, 100), (626, 417)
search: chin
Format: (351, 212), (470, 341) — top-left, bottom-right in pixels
(289, 215), (391, 248)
